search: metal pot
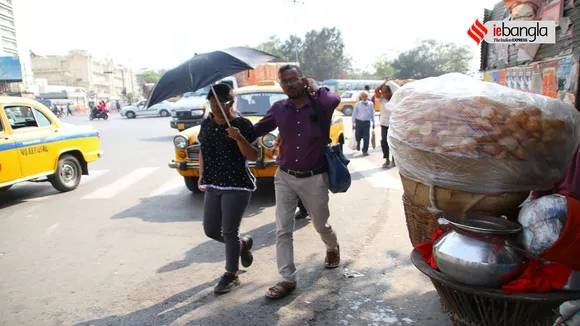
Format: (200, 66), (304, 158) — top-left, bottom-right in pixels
(432, 213), (525, 288)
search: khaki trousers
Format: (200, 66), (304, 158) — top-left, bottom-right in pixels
(274, 169), (339, 282)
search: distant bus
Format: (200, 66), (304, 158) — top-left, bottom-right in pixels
(321, 79), (384, 95)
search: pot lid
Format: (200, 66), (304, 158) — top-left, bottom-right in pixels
(440, 212), (522, 236)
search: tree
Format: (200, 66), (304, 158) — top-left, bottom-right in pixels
(255, 27), (352, 81)
(137, 69), (164, 84)
(301, 27), (351, 80)
(256, 35), (291, 62)
(392, 39), (473, 79)
(373, 58), (399, 80)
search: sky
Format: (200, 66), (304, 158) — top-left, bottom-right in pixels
(15, 0), (501, 74)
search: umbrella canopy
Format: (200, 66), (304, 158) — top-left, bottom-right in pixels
(146, 47), (278, 108)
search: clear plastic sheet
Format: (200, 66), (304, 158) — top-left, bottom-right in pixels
(388, 73), (580, 193)
(518, 194), (568, 256)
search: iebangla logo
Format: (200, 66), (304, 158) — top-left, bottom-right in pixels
(468, 19), (488, 45)
(467, 20), (556, 44)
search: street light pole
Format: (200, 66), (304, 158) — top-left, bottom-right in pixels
(287, 0), (303, 63)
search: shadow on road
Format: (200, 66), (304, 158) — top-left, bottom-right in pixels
(73, 258), (448, 326)
(110, 186), (276, 223)
(0, 184), (56, 210)
(156, 218), (311, 273)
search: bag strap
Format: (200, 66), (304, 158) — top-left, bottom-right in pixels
(306, 90), (331, 145)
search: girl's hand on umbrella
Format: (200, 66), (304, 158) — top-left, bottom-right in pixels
(227, 127), (242, 141)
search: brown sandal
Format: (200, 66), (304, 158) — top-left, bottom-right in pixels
(265, 281), (296, 299)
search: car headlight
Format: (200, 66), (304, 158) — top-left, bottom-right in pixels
(262, 133), (276, 148)
(171, 111), (176, 117)
(191, 109), (204, 116)
(173, 135), (188, 149)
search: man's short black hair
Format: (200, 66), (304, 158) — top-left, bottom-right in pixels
(278, 64), (303, 77)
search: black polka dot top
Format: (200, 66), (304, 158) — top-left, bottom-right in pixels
(198, 117), (258, 192)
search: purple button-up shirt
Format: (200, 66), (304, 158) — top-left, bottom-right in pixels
(254, 87), (340, 171)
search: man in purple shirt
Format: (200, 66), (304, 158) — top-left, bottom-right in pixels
(254, 65), (341, 299)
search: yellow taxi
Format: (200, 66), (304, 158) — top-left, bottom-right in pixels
(336, 90), (363, 116)
(168, 80), (346, 192)
(0, 97), (103, 192)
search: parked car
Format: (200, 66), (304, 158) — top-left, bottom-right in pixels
(336, 90), (364, 116)
(0, 97), (103, 192)
(170, 76), (239, 131)
(168, 80), (346, 192)
(121, 99), (173, 119)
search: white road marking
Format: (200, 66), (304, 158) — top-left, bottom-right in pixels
(41, 222), (60, 238)
(147, 175), (186, 197)
(82, 167), (159, 199)
(26, 169), (111, 202)
(347, 156), (402, 190)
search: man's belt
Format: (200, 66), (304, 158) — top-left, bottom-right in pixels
(279, 166), (327, 178)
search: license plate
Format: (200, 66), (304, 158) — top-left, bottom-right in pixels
(178, 123), (184, 129)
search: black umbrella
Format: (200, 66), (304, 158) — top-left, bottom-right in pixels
(146, 47), (278, 126)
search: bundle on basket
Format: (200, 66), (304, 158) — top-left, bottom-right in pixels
(388, 73), (580, 246)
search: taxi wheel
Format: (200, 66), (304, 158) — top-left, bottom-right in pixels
(49, 155), (82, 192)
(126, 111), (136, 119)
(184, 176), (201, 193)
(160, 110), (169, 117)
(0, 185), (12, 191)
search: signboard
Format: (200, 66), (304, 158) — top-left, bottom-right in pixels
(0, 56), (22, 82)
(542, 0), (563, 25)
(483, 55), (578, 105)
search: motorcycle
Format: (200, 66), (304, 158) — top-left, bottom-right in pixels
(90, 108), (109, 121)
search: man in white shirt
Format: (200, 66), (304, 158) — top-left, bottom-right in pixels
(375, 80), (399, 167)
(351, 91), (375, 156)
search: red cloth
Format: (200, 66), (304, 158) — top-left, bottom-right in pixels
(502, 259), (572, 294)
(540, 195), (580, 270)
(416, 229), (446, 269)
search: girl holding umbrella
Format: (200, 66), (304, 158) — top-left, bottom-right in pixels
(197, 83), (259, 294)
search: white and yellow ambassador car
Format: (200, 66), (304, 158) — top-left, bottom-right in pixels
(168, 80), (346, 192)
(0, 97), (103, 192)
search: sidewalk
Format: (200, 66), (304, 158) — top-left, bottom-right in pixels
(274, 186), (452, 326)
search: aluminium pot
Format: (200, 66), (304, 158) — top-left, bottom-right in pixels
(432, 213), (525, 288)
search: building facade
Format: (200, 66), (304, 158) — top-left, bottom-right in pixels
(480, 0), (580, 107)
(31, 50), (139, 101)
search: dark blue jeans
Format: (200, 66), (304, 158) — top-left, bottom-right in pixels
(355, 119), (371, 153)
(203, 188), (251, 273)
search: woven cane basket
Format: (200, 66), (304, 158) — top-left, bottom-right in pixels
(400, 173), (528, 247)
(411, 249), (580, 326)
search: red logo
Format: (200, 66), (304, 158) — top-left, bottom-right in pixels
(468, 19), (488, 45)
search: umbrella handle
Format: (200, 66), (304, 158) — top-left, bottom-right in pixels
(210, 86), (232, 128)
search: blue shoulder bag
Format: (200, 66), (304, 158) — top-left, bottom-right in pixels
(307, 91), (351, 193)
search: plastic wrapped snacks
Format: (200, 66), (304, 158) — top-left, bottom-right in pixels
(518, 194), (568, 256)
(388, 73), (580, 193)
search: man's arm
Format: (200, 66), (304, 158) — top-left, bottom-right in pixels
(253, 104), (278, 137)
(351, 103), (359, 125)
(370, 103), (375, 127)
(316, 87), (341, 114)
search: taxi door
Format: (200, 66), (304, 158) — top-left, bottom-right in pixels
(6, 105), (56, 177)
(0, 113), (20, 184)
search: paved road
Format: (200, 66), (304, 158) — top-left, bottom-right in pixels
(0, 113), (451, 326)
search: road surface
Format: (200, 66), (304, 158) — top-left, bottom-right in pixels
(0, 113), (451, 326)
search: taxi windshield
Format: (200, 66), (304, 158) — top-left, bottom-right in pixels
(235, 92), (288, 116)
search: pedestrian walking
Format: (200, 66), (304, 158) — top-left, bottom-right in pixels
(66, 104), (73, 116)
(254, 64), (341, 299)
(351, 91), (375, 156)
(197, 83), (258, 294)
(375, 80), (395, 167)
(270, 134), (310, 220)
